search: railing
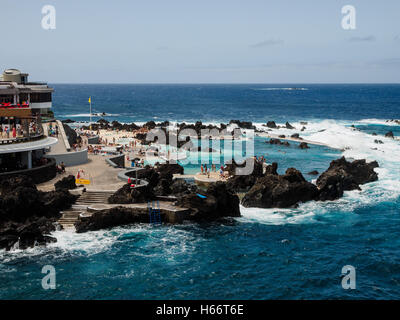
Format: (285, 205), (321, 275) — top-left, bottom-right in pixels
(0, 103), (30, 108)
(0, 123), (45, 145)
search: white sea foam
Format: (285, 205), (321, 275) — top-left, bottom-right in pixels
(64, 113), (120, 117)
(240, 119), (400, 225)
(358, 118), (400, 126)
(252, 87), (309, 91)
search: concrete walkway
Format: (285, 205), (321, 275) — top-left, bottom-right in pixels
(42, 122), (68, 154)
(37, 153), (126, 192)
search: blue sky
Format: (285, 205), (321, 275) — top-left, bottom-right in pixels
(1, 0), (399, 83)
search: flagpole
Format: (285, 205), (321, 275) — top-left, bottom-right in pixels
(89, 97), (92, 124)
(89, 97), (92, 130)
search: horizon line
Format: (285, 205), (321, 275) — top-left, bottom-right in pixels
(48, 82), (400, 85)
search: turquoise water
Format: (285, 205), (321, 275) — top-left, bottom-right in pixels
(1, 85), (400, 299)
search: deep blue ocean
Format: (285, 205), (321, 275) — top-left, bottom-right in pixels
(1, 84), (400, 299)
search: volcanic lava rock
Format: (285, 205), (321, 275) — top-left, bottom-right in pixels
(316, 157), (379, 201)
(226, 162), (277, 193)
(0, 176), (78, 250)
(385, 131), (394, 138)
(54, 175), (77, 191)
(176, 182), (240, 221)
(170, 179), (197, 196)
(109, 163), (185, 203)
(268, 138), (290, 146)
(241, 166), (319, 208)
(75, 207), (149, 233)
(299, 142), (309, 149)
(108, 183), (155, 204)
(266, 121), (277, 128)
(291, 133), (300, 139)
(308, 170), (319, 175)
(285, 122), (295, 129)
(61, 119), (75, 124)
(156, 163), (184, 177)
(229, 120), (255, 129)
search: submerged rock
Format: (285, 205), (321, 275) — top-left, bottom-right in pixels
(316, 157), (379, 201)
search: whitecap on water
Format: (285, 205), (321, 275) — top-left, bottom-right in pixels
(239, 119), (400, 225)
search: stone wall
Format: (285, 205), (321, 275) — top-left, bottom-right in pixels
(106, 154), (125, 168)
(87, 135), (100, 144)
(46, 149), (88, 166)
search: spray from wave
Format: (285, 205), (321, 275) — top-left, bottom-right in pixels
(240, 119), (400, 225)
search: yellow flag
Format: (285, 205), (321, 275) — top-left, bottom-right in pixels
(88, 97), (91, 103)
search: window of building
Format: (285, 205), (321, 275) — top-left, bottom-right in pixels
(0, 95), (14, 104)
(30, 92), (52, 103)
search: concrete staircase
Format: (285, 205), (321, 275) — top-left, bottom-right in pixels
(75, 190), (114, 205)
(58, 209), (82, 230)
(58, 190), (115, 230)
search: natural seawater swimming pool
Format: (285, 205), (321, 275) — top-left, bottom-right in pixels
(1, 84), (400, 299)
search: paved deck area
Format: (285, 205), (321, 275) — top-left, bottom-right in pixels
(37, 153), (126, 192)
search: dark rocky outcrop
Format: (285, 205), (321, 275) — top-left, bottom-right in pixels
(266, 121), (277, 129)
(268, 138), (290, 146)
(170, 179), (197, 196)
(291, 133), (300, 139)
(176, 182), (240, 221)
(226, 162), (276, 193)
(299, 142), (309, 149)
(54, 175), (77, 191)
(285, 122), (295, 129)
(385, 131), (394, 138)
(108, 183), (155, 204)
(0, 176), (78, 250)
(242, 166), (319, 208)
(75, 207), (149, 233)
(61, 119), (75, 124)
(316, 157), (379, 201)
(308, 170), (319, 175)
(229, 120), (255, 130)
(109, 163), (185, 203)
